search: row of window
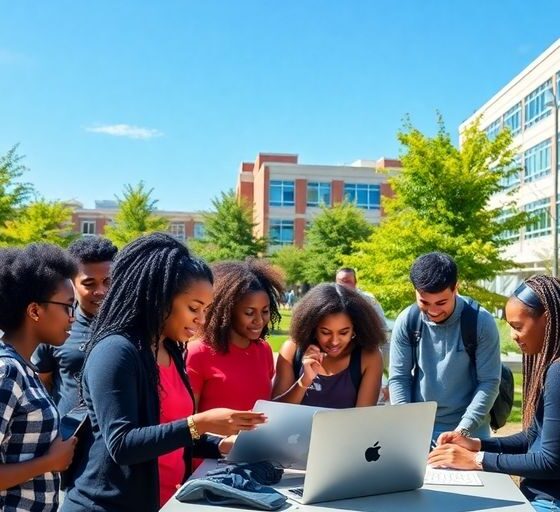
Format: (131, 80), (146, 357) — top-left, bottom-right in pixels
(269, 180), (381, 209)
(484, 71), (560, 139)
(498, 197), (557, 241)
(80, 220), (205, 242)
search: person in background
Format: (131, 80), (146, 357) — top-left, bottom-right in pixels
(187, 258), (284, 412)
(33, 236), (118, 415)
(273, 283), (385, 408)
(0, 244), (78, 512)
(429, 275), (560, 512)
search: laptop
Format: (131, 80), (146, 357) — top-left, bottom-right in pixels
(284, 401), (437, 504)
(226, 400), (331, 469)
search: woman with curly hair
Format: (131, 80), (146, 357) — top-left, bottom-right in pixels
(272, 283), (385, 408)
(429, 275), (560, 512)
(186, 258), (284, 412)
(0, 244), (78, 511)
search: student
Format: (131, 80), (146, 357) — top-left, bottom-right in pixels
(187, 258), (284, 412)
(389, 252), (501, 440)
(0, 244), (78, 512)
(33, 236), (118, 415)
(273, 283), (385, 408)
(62, 234), (266, 512)
(429, 275), (560, 512)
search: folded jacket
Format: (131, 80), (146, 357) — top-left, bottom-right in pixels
(176, 461), (287, 511)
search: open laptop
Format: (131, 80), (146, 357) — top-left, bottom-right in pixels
(226, 400), (331, 469)
(284, 401), (437, 504)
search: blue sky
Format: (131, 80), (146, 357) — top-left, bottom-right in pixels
(1, 1), (559, 211)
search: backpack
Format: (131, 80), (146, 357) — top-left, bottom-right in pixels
(292, 345), (363, 391)
(406, 298), (514, 431)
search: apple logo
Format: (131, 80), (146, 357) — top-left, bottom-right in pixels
(287, 434), (301, 445)
(365, 442), (381, 462)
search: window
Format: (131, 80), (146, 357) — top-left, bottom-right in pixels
(80, 220), (96, 236)
(524, 139), (551, 182)
(500, 155), (521, 189)
(524, 79), (552, 129)
(524, 198), (551, 239)
(269, 180), (294, 207)
(169, 222), (186, 242)
(485, 119), (501, 140)
(307, 182), (331, 207)
(344, 183), (380, 209)
(497, 209), (520, 242)
(269, 219), (294, 245)
(193, 222), (205, 240)
(503, 102), (521, 136)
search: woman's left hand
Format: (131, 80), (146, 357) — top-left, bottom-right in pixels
(428, 444), (479, 470)
(218, 435), (236, 455)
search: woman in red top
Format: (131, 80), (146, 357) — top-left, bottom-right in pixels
(186, 258), (284, 412)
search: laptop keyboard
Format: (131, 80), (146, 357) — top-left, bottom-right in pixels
(289, 487), (304, 497)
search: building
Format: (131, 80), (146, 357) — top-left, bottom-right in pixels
(460, 38), (560, 295)
(235, 153), (401, 249)
(68, 200), (206, 242)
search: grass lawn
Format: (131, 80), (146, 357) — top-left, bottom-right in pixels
(268, 309), (292, 352)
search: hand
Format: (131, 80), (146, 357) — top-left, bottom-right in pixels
(193, 408), (267, 437)
(301, 345), (326, 386)
(428, 444), (479, 470)
(218, 435), (237, 455)
(44, 436), (77, 472)
(437, 431), (481, 452)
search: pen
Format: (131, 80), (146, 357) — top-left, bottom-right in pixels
(430, 440), (437, 451)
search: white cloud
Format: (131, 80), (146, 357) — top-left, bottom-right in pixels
(86, 124), (163, 139)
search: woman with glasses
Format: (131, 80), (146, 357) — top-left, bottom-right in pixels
(0, 244), (78, 512)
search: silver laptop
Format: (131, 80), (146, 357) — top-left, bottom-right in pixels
(227, 400), (331, 469)
(285, 401), (437, 504)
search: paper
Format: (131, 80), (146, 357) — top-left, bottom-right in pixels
(424, 467), (483, 486)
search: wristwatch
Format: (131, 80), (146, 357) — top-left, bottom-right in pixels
(457, 427), (471, 437)
(474, 451), (484, 469)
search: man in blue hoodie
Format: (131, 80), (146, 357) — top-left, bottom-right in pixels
(389, 252), (501, 440)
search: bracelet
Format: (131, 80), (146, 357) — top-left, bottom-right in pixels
(297, 378), (309, 389)
(187, 415), (201, 440)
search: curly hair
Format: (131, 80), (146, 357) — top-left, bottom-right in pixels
(516, 275), (560, 429)
(290, 283), (385, 353)
(85, 232), (213, 390)
(0, 244), (78, 335)
(203, 258), (284, 353)
(68, 236), (118, 264)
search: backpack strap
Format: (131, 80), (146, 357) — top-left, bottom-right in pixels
(405, 304), (423, 390)
(292, 344), (304, 378)
(348, 345), (363, 391)
(460, 298), (479, 366)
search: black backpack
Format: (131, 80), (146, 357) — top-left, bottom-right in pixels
(406, 298), (514, 431)
(292, 345), (363, 391)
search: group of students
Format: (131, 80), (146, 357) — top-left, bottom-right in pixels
(0, 234), (558, 512)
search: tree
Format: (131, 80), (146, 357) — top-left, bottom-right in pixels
(303, 201), (373, 284)
(0, 145), (34, 226)
(270, 245), (308, 286)
(346, 116), (529, 315)
(191, 190), (266, 262)
(105, 182), (169, 248)
(0, 199), (77, 247)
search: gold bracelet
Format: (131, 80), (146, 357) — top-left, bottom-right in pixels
(187, 415), (201, 440)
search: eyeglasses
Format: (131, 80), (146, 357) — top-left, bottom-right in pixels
(40, 301), (76, 318)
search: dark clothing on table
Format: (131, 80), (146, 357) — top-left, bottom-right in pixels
(481, 361), (560, 502)
(62, 336), (221, 512)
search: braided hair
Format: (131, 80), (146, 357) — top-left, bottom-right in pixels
(84, 232), (212, 390)
(203, 258), (284, 353)
(519, 275), (560, 429)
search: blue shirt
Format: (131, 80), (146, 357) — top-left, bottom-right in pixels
(32, 306), (92, 416)
(481, 361), (560, 502)
(389, 296), (501, 433)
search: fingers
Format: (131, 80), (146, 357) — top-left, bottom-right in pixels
(437, 431), (456, 446)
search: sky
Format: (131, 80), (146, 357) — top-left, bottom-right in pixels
(1, 0), (560, 211)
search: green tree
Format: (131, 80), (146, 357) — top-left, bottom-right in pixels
(304, 201), (373, 284)
(270, 245), (308, 286)
(192, 190), (266, 262)
(346, 116), (529, 315)
(105, 182), (169, 248)
(0, 199), (77, 247)
(0, 145), (34, 226)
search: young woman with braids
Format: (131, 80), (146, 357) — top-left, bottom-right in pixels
(62, 234), (266, 512)
(272, 283), (385, 408)
(186, 258), (284, 412)
(429, 275), (560, 512)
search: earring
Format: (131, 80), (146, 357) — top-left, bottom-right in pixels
(351, 333), (356, 340)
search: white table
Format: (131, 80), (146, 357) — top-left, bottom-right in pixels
(160, 460), (534, 512)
